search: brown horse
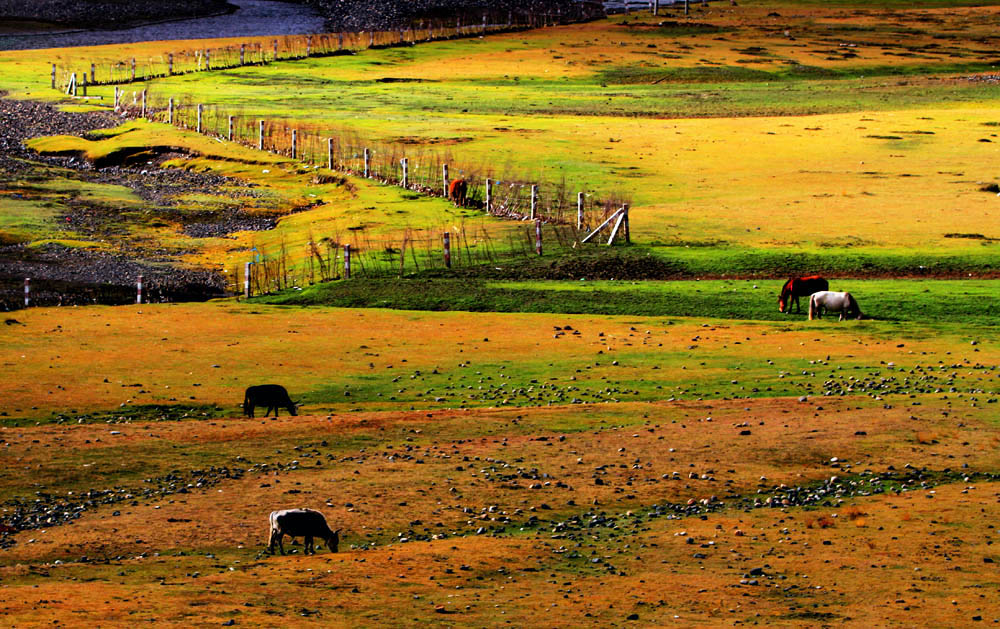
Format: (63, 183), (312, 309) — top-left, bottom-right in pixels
(448, 178), (467, 206)
(778, 276), (828, 314)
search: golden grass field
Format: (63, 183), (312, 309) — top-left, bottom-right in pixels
(2, 1), (1000, 626)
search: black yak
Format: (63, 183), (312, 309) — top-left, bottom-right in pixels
(243, 384), (297, 418)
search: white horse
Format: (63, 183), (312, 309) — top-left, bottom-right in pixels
(808, 291), (862, 321)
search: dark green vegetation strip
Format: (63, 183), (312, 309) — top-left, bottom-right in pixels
(257, 275), (1000, 325)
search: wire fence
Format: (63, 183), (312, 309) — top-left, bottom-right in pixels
(50, 4), (606, 93)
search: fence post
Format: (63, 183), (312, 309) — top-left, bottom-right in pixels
(168, 52), (174, 75)
(90, 63), (95, 84)
(401, 158), (408, 188)
(227, 115), (233, 141)
(205, 49), (211, 70)
(327, 138), (333, 169)
(240, 44), (245, 65)
(81, 73), (87, 97)
(623, 204), (631, 243)
(654, 0), (660, 15)
(338, 32), (344, 49)
(343, 244), (351, 279)
(442, 164), (449, 197)
(307, 35), (312, 56)
(197, 104), (203, 133)
(363, 148), (370, 177)
(291, 129), (297, 159)
(70, 72), (77, 96)
(131, 58), (136, 81)
(24, 277), (30, 308)
(485, 178), (492, 213)
(136, 274), (143, 304)
(685, 0), (689, 15)
(51, 63), (56, 89)
(535, 220), (543, 255)
(443, 232), (451, 268)
(369, 31), (375, 47)
(273, 39), (278, 61)
(168, 97), (173, 124)
(530, 184), (538, 220)
(244, 262), (251, 298)
(258, 120), (264, 150)
(141, 89), (146, 118)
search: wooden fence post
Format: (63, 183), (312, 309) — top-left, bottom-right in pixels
(81, 73), (87, 97)
(228, 115), (234, 141)
(258, 120), (264, 150)
(343, 244), (351, 279)
(653, 0), (660, 16)
(240, 44), (245, 65)
(131, 58), (136, 81)
(205, 49), (211, 70)
(141, 89), (146, 118)
(623, 204), (631, 243)
(68, 72), (76, 96)
(577, 192), (584, 230)
(363, 148), (370, 177)
(168, 97), (173, 124)
(401, 158), (408, 188)
(369, 31), (375, 47)
(197, 104), (203, 133)
(291, 129), (297, 159)
(530, 184), (538, 220)
(327, 138), (333, 169)
(338, 32), (344, 49)
(443, 232), (451, 268)
(136, 274), (143, 304)
(535, 220), (543, 255)
(485, 177), (492, 213)
(90, 63), (95, 84)
(23, 277), (29, 308)
(168, 53), (173, 75)
(442, 164), (449, 197)
(273, 39), (278, 61)
(51, 63), (56, 89)
(306, 35), (312, 56)
(685, 0), (690, 15)
(244, 262), (251, 298)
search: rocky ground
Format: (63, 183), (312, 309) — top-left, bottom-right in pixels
(0, 0), (234, 30)
(304, 0), (604, 31)
(0, 96), (264, 310)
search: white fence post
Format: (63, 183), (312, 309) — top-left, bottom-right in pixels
(363, 148), (370, 177)
(244, 262), (251, 298)
(327, 138), (333, 169)
(443, 232), (451, 268)
(291, 129), (297, 159)
(343, 244), (351, 279)
(258, 120), (264, 150)
(136, 274), (143, 304)
(401, 158), (408, 188)
(530, 184), (538, 220)
(535, 220), (543, 255)
(228, 115), (234, 141)
(442, 164), (449, 197)
(24, 278), (30, 308)
(168, 97), (173, 124)
(577, 192), (584, 230)
(197, 104), (203, 133)
(485, 178), (492, 213)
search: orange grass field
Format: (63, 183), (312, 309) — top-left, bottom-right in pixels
(2, 1), (1000, 625)
(1, 303), (999, 625)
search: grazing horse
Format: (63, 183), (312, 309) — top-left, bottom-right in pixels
(244, 384), (298, 418)
(448, 178), (467, 206)
(778, 275), (828, 314)
(808, 291), (862, 321)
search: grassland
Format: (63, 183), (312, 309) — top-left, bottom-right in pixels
(2, 1), (1000, 626)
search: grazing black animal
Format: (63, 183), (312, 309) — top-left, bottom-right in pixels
(243, 384), (297, 418)
(268, 508), (341, 555)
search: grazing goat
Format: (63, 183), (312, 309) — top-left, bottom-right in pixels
(244, 384), (298, 418)
(268, 508), (340, 555)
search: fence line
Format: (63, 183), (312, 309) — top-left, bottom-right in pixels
(118, 94), (630, 232)
(49, 5), (606, 92)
